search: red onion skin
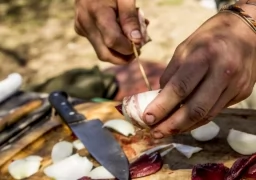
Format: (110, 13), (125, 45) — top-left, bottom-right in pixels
(244, 163), (256, 179)
(191, 163), (229, 180)
(115, 104), (123, 115)
(129, 152), (163, 178)
(191, 153), (256, 180)
(226, 153), (256, 180)
(78, 152), (163, 180)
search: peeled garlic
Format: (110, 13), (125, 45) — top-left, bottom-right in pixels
(227, 129), (256, 155)
(8, 155), (43, 179)
(173, 143), (202, 159)
(191, 121), (220, 141)
(44, 154), (93, 180)
(73, 139), (85, 150)
(51, 141), (73, 163)
(138, 8), (151, 45)
(122, 89), (161, 128)
(103, 119), (135, 136)
(88, 166), (115, 179)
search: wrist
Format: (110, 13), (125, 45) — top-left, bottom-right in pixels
(236, 0), (256, 19)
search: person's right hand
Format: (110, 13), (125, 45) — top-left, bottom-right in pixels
(74, 0), (149, 64)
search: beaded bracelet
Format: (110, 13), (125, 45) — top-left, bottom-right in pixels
(219, 4), (256, 33)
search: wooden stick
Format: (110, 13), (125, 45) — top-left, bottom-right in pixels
(132, 42), (152, 91)
(0, 118), (61, 166)
(0, 99), (43, 132)
(0, 104), (51, 147)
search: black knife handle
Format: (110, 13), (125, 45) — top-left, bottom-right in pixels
(48, 91), (86, 124)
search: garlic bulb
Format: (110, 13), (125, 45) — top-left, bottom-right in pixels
(138, 8), (151, 45)
(122, 89), (161, 128)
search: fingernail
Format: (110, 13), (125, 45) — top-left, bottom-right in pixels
(152, 131), (164, 139)
(131, 30), (141, 39)
(145, 114), (155, 124)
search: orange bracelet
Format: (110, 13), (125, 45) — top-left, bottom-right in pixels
(219, 4), (256, 33)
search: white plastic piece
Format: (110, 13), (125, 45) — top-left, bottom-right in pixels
(0, 73), (23, 103)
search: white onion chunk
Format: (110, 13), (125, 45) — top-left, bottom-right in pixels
(103, 119), (135, 136)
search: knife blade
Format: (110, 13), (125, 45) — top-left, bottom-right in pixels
(48, 91), (129, 180)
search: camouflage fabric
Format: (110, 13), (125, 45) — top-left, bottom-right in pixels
(25, 66), (119, 100)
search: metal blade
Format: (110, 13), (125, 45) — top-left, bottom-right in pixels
(70, 119), (129, 180)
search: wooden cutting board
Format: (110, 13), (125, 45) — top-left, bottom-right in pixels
(0, 101), (256, 180)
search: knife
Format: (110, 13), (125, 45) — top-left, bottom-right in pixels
(48, 91), (129, 180)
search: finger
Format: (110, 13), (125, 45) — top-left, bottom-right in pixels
(143, 49), (209, 125)
(186, 84), (240, 132)
(151, 68), (229, 138)
(87, 28), (133, 65)
(160, 42), (191, 88)
(184, 119), (211, 132)
(94, 7), (133, 55)
(159, 57), (180, 88)
(117, 0), (142, 43)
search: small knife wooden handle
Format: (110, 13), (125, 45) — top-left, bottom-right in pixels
(48, 91), (86, 124)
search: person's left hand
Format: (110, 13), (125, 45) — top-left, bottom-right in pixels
(142, 11), (256, 139)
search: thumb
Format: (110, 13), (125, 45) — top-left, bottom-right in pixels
(117, 0), (142, 44)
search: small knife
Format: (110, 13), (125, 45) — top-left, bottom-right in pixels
(48, 91), (129, 180)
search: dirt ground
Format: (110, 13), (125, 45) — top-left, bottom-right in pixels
(0, 0), (216, 86)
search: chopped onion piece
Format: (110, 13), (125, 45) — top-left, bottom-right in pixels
(25, 155), (43, 161)
(51, 141), (73, 163)
(191, 121), (220, 141)
(173, 143), (202, 158)
(73, 139), (85, 150)
(8, 155), (43, 179)
(227, 129), (256, 155)
(44, 154), (93, 180)
(103, 119), (135, 136)
(88, 166), (115, 179)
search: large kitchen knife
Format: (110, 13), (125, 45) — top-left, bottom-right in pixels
(48, 91), (129, 180)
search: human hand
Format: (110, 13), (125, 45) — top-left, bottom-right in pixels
(74, 0), (150, 64)
(142, 11), (256, 138)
